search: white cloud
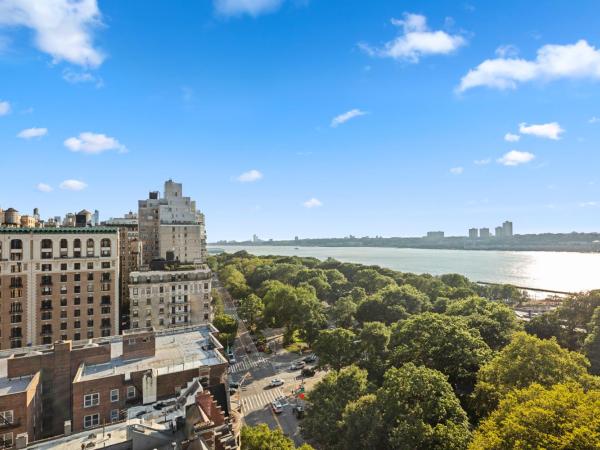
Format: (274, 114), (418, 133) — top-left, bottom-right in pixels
(579, 201), (598, 207)
(458, 40), (600, 92)
(589, 116), (600, 124)
(236, 169), (263, 182)
(504, 132), (520, 142)
(450, 166), (464, 175)
(360, 13), (466, 63)
(0, 100), (10, 116)
(303, 198), (323, 208)
(495, 44), (519, 58)
(64, 132), (127, 154)
(59, 179), (87, 191)
(474, 158), (491, 165)
(0, 0), (104, 67)
(214, 0), (283, 17)
(36, 183), (53, 192)
(62, 68), (103, 87)
(497, 150), (535, 166)
(17, 127), (48, 139)
(331, 109), (367, 128)
(519, 122), (564, 140)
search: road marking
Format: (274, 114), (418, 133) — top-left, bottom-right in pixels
(228, 356), (268, 374)
(241, 388), (285, 413)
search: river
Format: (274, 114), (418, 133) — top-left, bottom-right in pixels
(209, 245), (600, 294)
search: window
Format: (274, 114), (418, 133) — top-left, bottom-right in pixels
(0, 410), (13, 424)
(60, 274), (67, 282)
(74, 309), (81, 317)
(83, 414), (99, 429)
(87, 331), (94, 339)
(110, 389), (119, 402)
(61, 263), (67, 271)
(74, 332), (81, 340)
(87, 262), (94, 270)
(87, 296), (94, 304)
(74, 321), (81, 329)
(101, 262), (110, 269)
(41, 264), (52, 272)
(84, 393), (99, 408)
(74, 263), (81, 270)
(0, 433), (13, 448)
(110, 409), (119, 422)
(127, 386), (136, 399)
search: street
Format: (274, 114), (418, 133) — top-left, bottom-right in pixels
(216, 279), (326, 446)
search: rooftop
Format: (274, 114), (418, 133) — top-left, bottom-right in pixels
(77, 325), (225, 381)
(0, 227), (118, 234)
(0, 375), (34, 395)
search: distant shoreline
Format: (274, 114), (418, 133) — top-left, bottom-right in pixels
(209, 236), (600, 254)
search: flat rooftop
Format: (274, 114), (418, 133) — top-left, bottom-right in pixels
(77, 325), (225, 381)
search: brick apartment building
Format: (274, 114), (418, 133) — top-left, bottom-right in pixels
(0, 325), (229, 448)
(0, 227), (119, 349)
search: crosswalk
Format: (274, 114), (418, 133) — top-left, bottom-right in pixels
(241, 387), (286, 413)
(228, 356), (269, 374)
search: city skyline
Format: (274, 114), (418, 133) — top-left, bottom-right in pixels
(2, 1), (600, 240)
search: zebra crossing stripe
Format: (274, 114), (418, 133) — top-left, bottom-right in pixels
(241, 387), (285, 413)
(228, 356), (268, 374)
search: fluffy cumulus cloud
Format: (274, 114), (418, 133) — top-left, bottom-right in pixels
(36, 183), (53, 192)
(213, 0), (283, 17)
(331, 109), (367, 128)
(450, 166), (464, 175)
(519, 122), (564, 140)
(17, 127), (48, 139)
(0, 100), (10, 116)
(303, 198), (323, 208)
(504, 132), (520, 142)
(497, 150), (535, 166)
(64, 132), (127, 154)
(236, 169), (263, 182)
(458, 40), (600, 92)
(59, 179), (87, 191)
(360, 13), (466, 63)
(0, 0), (104, 67)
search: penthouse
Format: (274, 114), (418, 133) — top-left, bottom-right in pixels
(0, 325), (231, 448)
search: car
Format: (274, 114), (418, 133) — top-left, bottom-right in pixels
(229, 381), (240, 389)
(271, 401), (283, 414)
(270, 378), (284, 387)
(229, 387), (237, 395)
(290, 360), (306, 370)
(301, 367), (316, 377)
(303, 353), (317, 363)
(292, 405), (305, 418)
(228, 356), (237, 365)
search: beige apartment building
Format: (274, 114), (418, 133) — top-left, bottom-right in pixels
(128, 267), (212, 330)
(0, 227), (119, 349)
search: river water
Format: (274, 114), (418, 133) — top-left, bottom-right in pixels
(209, 245), (600, 294)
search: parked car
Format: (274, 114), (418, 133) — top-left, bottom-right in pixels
(270, 378), (284, 387)
(229, 387), (237, 395)
(228, 356), (237, 365)
(229, 381), (240, 389)
(271, 400), (283, 414)
(303, 354), (317, 363)
(292, 405), (305, 419)
(291, 360), (306, 370)
(301, 367), (316, 377)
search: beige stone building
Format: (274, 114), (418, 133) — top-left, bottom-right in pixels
(128, 267), (212, 330)
(0, 227), (119, 349)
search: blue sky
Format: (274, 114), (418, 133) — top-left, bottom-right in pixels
(1, 0), (600, 241)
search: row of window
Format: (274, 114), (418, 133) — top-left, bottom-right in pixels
(84, 387), (135, 408)
(131, 282), (209, 296)
(41, 262), (112, 271)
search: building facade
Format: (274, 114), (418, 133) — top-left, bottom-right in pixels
(128, 268), (212, 330)
(138, 180), (207, 267)
(0, 228), (119, 349)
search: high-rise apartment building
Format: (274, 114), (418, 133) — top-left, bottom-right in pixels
(503, 220), (513, 237)
(0, 228), (119, 349)
(479, 227), (490, 238)
(138, 180), (207, 267)
(468, 228), (478, 239)
(495, 226), (504, 238)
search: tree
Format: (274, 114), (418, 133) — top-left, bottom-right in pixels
(330, 295), (357, 328)
(358, 321), (391, 383)
(242, 424), (315, 450)
(302, 365), (369, 449)
(219, 265), (250, 299)
(524, 310), (565, 343)
(470, 383), (600, 449)
(583, 306), (600, 375)
(213, 313), (238, 348)
(313, 328), (358, 371)
(379, 285), (431, 315)
(355, 298), (392, 324)
(445, 296), (520, 350)
(370, 364), (471, 450)
(238, 293), (264, 331)
(353, 268), (397, 294)
(473, 332), (591, 417)
(390, 312), (492, 396)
